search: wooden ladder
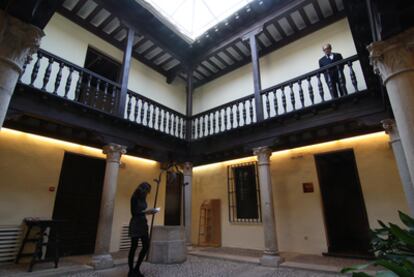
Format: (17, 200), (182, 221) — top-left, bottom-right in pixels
(15, 219), (60, 272)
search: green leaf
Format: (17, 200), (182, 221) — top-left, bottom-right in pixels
(401, 259), (414, 273)
(352, 272), (373, 277)
(341, 263), (374, 273)
(375, 259), (413, 277)
(399, 211), (414, 230)
(378, 220), (388, 228)
(375, 271), (399, 277)
(389, 223), (414, 247)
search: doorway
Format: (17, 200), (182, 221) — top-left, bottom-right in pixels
(164, 171), (183, 226)
(84, 47), (121, 83)
(314, 149), (371, 257)
(52, 152), (106, 256)
(79, 47), (121, 108)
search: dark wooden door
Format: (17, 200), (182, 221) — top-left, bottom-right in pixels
(315, 149), (371, 256)
(52, 153), (106, 256)
(164, 172), (182, 226)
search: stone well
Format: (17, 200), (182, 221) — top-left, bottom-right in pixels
(148, 226), (187, 264)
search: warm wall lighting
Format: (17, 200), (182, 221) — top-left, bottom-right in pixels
(122, 154), (158, 166)
(0, 128), (157, 165)
(194, 156), (257, 172)
(194, 131), (388, 171)
(270, 131), (387, 159)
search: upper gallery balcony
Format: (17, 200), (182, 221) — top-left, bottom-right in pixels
(5, 0), (389, 163)
(10, 47), (386, 163)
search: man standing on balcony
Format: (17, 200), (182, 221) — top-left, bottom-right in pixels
(319, 43), (347, 98)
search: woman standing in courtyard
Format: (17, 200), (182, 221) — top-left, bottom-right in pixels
(128, 182), (158, 277)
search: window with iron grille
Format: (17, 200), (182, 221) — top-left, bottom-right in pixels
(227, 162), (262, 223)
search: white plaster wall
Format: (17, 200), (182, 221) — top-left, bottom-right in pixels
(0, 128), (165, 253)
(192, 133), (408, 254)
(193, 18), (367, 114)
(21, 13), (186, 113)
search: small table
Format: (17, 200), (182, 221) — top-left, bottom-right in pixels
(15, 218), (62, 272)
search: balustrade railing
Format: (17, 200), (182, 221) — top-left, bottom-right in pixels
(19, 51), (364, 142)
(19, 49), (186, 139)
(124, 90), (186, 139)
(191, 55), (364, 140)
(261, 55), (361, 120)
(190, 95), (257, 140)
(20, 49), (121, 115)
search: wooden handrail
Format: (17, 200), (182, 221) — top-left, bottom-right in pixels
(261, 55), (359, 94)
(38, 49), (121, 88)
(191, 55), (359, 119)
(21, 50), (362, 141)
(191, 94), (255, 119)
(189, 55), (363, 140)
(127, 90), (186, 117)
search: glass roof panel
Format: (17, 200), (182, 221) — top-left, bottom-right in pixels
(137, 0), (253, 42)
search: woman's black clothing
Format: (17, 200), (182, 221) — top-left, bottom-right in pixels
(128, 194), (150, 276)
(128, 235), (150, 276)
(128, 194), (149, 238)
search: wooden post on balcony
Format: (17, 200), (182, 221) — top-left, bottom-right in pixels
(118, 27), (134, 118)
(244, 29), (264, 122)
(186, 68), (193, 140)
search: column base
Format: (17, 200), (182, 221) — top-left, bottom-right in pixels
(260, 254), (284, 267)
(186, 243), (193, 251)
(90, 253), (114, 270)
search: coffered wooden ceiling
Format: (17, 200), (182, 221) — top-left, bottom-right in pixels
(59, 0), (345, 87)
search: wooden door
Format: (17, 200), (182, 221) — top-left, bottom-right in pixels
(164, 172), (182, 226)
(315, 149), (371, 257)
(52, 153), (106, 256)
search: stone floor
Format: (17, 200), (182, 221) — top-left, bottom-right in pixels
(0, 248), (379, 276)
(67, 256), (346, 277)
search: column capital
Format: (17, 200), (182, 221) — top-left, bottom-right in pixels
(103, 143), (127, 163)
(381, 119), (401, 143)
(253, 146), (272, 164)
(368, 27), (414, 85)
(0, 11), (44, 73)
(183, 162), (193, 176)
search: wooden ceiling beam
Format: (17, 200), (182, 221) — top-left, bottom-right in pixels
(57, 7), (169, 78)
(313, 0), (324, 21)
(98, 14), (115, 28)
(71, 0), (85, 15)
(298, 7), (312, 26)
(286, 14), (300, 33)
(262, 26), (277, 44)
(192, 0), (314, 64)
(194, 10), (346, 88)
(329, 0), (339, 13)
(202, 60), (220, 73)
(212, 54), (230, 68)
(198, 63), (215, 76)
(85, 6), (102, 22)
(139, 44), (158, 56)
(93, 0), (187, 65)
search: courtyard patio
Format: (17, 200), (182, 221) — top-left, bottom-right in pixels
(0, 247), (379, 277)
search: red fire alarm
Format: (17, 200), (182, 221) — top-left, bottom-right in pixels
(49, 186), (56, 192)
(302, 182), (314, 193)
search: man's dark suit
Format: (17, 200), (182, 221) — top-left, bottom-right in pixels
(318, 53), (347, 98)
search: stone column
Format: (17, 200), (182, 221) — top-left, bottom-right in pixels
(0, 10), (44, 128)
(183, 162), (193, 245)
(368, 28), (414, 185)
(253, 147), (283, 267)
(382, 119), (414, 216)
(92, 143), (126, 269)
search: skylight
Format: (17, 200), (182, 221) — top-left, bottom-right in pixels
(137, 0), (253, 42)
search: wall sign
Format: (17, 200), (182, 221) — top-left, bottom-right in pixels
(302, 182), (314, 193)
